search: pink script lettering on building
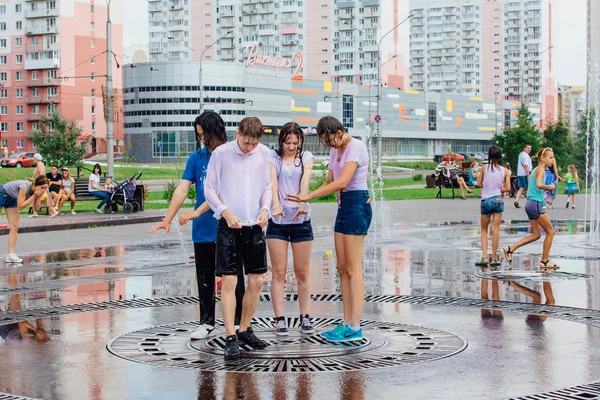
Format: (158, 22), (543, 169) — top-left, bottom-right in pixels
(245, 44), (304, 80)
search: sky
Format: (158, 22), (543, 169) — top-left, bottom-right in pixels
(122, 0), (587, 86)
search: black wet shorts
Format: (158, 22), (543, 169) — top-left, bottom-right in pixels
(525, 199), (545, 220)
(215, 219), (268, 276)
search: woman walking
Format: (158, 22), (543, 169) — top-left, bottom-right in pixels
(503, 148), (560, 270)
(1, 176), (49, 263)
(475, 146), (510, 267)
(88, 163), (111, 214)
(287, 116), (372, 342)
(267, 122), (315, 335)
(564, 164), (580, 209)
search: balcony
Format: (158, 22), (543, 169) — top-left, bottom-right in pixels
(256, 5), (274, 14)
(282, 40), (297, 46)
(219, 17), (235, 28)
(26, 96), (60, 104)
(258, 28), (276, 36)
(339, 12), (354, 20)
(25, 7), (59, 19)
(338, 1), (355, 8)
(26, 78), (59, 87)
(25, 55), (60, 70)
(25, 24), (59, 36)
(27, 113), (43, 121)
(362, 0), (380, 6)
(281, 4), (297, 13)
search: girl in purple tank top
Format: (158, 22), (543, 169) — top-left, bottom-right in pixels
(287, 116), (372, 343)
(475, 146), (511, 267)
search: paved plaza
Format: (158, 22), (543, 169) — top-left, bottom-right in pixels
(0, 197), (599, 399)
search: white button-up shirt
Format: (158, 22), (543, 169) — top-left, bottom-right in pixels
(204, 140), (272, 225)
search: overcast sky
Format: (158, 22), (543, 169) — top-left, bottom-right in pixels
(123, 0), (587, 86)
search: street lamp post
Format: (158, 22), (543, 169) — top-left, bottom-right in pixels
(376, 13), (413, 174)
(199, 30), (233, 112)
(105, 0), (115, 177)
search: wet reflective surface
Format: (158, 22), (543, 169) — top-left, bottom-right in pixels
(1, 220), (600, 399)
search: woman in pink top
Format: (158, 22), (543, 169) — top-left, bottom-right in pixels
(287, 116), (372, 342)
(266, 122), (315, 336)
(475, 146), (510, 267)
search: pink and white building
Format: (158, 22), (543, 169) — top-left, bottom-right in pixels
(148, 0), (411, 88)
(409, 0), (557, 124)
(0, 0), (123, 155)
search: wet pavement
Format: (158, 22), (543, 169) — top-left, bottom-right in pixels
(1, 201), (600, 399)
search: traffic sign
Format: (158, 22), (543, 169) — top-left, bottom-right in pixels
(157, 141), (163, 148)
(374, 114), (382, 124)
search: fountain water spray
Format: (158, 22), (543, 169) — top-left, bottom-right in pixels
(585, 63), (600, 247)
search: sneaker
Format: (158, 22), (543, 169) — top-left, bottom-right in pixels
(300, 314), (315, 334)
(224, 335), (240, 360)
(190, 324), (215, 340)
(236, 326), (269, 350)
(514, 201), (520, 208)
(572, 206), (576, 209)
(326, 325), (363, 343)
(320, 323), (346, 340)
(566, 201), (570, 208)
(94, 209), (104, 214)
(49, 212), (59, 218)
(71, 210), (76, 215)
(28, 213), (39, 218)
(5, 253), (23, 263)
(274, 316), (289, 336)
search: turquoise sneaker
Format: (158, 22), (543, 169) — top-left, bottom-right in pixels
(326, 325), (363, 342)
(320, 323), (346, 340)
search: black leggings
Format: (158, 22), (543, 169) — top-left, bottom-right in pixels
(194, 242), (245, 326)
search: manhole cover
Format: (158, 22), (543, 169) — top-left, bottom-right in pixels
(107, 317), (466, 372)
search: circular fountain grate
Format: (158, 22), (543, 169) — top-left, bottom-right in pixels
(107, 317), (466, 373)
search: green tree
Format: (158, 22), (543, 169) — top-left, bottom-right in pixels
(541, 120), (573, 171)
(572, 109), (595, 179)
(492, 104), (542, 170)
(29, 112), (88, 167)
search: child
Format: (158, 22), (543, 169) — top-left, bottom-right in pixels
(475, 146), (510, 267)
(204, 116), (272, 360)
(503, 148), (559, 271)
(543, 166), (556, 208)
(103, 177), (115, 192)
(564, 164), (580, 209)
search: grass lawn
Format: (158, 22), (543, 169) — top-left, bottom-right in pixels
(381, 177), (424, 188)
(383, 161), (438, 170)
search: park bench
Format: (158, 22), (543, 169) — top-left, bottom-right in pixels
(435, 172), (456, 199)
(29, 173), (107, 215)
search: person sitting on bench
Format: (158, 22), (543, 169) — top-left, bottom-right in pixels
(442, 162), (472, 199)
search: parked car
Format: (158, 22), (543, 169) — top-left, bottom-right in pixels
(0, 152), (36, 168)
(441, 153), (465, 162)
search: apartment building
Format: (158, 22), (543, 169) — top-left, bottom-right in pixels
(147, 0), (409, 87)
(0, 0), (124, 155)
(558, 85), (585, 133)
(588, 0), (600, 107)
(409, 0), (557, 123)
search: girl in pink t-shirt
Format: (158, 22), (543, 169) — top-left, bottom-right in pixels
(266, 122), (315, 336)
(287, 116), (372, 343)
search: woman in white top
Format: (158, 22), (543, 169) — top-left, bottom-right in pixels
(88, 163), (111, 214)
(59, 168), (76, 215)
(266, 122), (315, 335)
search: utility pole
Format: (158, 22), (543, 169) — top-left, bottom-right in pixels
(105, 0), (115, 177)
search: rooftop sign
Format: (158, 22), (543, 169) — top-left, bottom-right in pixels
(245, 43), (303, 81)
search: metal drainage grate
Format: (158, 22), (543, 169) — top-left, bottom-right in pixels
(107, 317), (466, 373)
(0, 393), (41, 400)
(511, 381), (600, 399)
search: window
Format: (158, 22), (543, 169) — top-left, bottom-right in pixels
(0, 89), (6, 98)
(91, 105), (95, 114)
(31, 71), (38, 80)
(91, 89), (96, 97)
(15, 54), (22, 64)
(32, 123), (39, 131)
(90, 5), (94, 13)
(91, 72), (95, 81)
(16, 139), (23, 149)
(16, 71), (23, 81)
(31, 37), (38, 45)
(152, 131), (198, 158)
(0, 72), (6, 81)
(342, 95), (354, 128)
(32, 105), (40, 114)
(16, 122), (23, 132)
(0, 5), (5, 13)
(1, 139), (6, 147)
(16, 88), (23, 98)
(428, 102), (437, 131)
(91, 122), (95, 131)
(48, 87), (57, 97)
(91, 39), (95, 48)
(15, 4), (21, 13)
(32, 88), (39, 97)
(16, 105), (23, 115)
(0, 22), (6, 31)
(16, 21), (22, 30)
(15, 38), (22, 47)
(0, 106), (6, 115)
(0, 123), (6, 132)
(91, 22), (95, 31)
(91, 56), (95, 64)
(504, 109), (511, 128)
(0, 39), (6, 48)
(0, 56), (5, 64)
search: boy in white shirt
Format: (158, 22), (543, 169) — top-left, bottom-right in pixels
(204, 117), (272, 360)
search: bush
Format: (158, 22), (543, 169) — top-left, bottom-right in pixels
(309, 173), (337, 202)
(163, 181), (196, 203)
(413, 174), (423, 181)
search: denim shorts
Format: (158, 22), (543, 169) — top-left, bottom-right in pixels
(334, 190), (372, 235)
(266, 219), (314, 243)
(0, 186), (17, 209)
(480, 195), (504, 216)
(215, 219), (268, 276)
(525, 199), (545, 220)
(517, 176), (529, 189)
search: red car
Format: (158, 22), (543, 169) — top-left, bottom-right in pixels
(0, 152), (36, 168)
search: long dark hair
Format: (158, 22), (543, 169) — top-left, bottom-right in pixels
(487, 146), (502, 172)
(276, 122), (305, 190)
(93, 163), (102, 175)
(316, 116), (344, 148)
(194, 111), (228, 151)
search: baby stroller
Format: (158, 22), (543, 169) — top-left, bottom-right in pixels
(104, 172), (142, 214)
